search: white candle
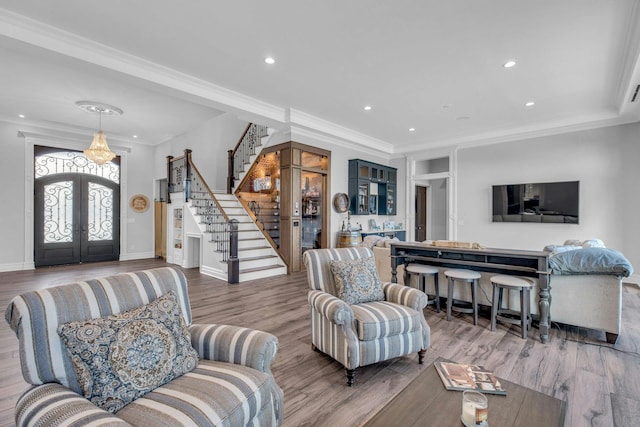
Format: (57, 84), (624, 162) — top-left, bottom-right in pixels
(461, 390), (488, 426)
(462, 401), (478, 426)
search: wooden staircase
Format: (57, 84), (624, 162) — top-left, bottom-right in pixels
(168, 124), (287, 282)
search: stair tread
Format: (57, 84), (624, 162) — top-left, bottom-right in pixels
(238, 246), (273, 251)
(239, 264), (287, 274)
(236, 254), (279, 261)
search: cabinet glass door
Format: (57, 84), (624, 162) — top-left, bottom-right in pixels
(358, 182), (369, 214)
(386, 184), (396, 215)
(302, 171), (323, 253)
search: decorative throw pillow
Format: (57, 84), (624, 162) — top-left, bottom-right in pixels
(57, 290), (199, 413)
(330, 257), (385, 304)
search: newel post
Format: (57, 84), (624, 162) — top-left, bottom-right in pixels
(227, 149), (234, 194)
(228, 219), (239, 284)
(183, 149), (192, 202)
(166, 155), (174, 204)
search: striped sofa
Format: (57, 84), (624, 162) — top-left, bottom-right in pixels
(303, 248), (430, 386)
(5, 267), (283, 427)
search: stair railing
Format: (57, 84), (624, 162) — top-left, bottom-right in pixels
(227, 123), (268, 193)
(167, 150), (240, 284)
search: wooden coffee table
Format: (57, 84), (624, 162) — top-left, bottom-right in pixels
(364, 361), (566, 427)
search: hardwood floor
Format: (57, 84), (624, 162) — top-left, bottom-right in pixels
(1, 259), (639, 426)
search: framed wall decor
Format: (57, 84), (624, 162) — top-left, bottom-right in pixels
(333, 193), (349, 213)
(129, 194), (150, 213)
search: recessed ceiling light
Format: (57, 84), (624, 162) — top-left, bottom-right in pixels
(503, 60), (517, 68)
(264, 57), (275, 65)
(364, 105), (372, 111)
(525, 101), (535, 107)
(409, 128), (415, 132)
(133, 135), (138, 138)
(18, 114), (25, 118)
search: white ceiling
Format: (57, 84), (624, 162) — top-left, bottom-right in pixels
(1, 1), (639, 154)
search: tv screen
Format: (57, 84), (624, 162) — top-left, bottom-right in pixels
(492, 181), (579, 224)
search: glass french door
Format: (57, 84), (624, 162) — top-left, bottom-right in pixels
(34, 148), (120, 267)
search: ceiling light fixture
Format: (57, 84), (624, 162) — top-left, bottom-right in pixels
(18, 114), (25, 118)
(525, 101), (535, 107)
(364, 105), (372, 111)
(409, 127), (415, 132)
(76, 101), (123, 165)
(264, 57), (275, 65)
(503, 60), (517, 68)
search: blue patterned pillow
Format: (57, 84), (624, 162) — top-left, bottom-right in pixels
(330, 257), (385, 304)
(57, 290), (199, 413)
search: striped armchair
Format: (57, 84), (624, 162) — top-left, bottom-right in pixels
(303, 248), (430, 386)
(5, 267), (283, 427)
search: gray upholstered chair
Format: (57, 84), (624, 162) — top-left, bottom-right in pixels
(303, 247), (431, 386)
(5, 267), (283, 426)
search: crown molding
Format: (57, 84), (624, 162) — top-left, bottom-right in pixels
(18, 129), (132, 153)
(396, 110), (639, 155)
(289, 125), (393, 158)
(287, 108), (394, 154)
(616, 0), (640, 114)
(1, 114), (142, 145)
(0, 8), (287, 124)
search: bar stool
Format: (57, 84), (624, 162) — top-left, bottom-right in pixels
(490, 275), (533, 339)
(404, 263), (440, 312)
(444, 269), (481, 325)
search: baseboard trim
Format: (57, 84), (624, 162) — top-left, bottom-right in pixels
(200, 265), (227, 282)
(0, 262), (35, 272)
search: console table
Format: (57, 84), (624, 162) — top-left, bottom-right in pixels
(390, 242), (551, 343)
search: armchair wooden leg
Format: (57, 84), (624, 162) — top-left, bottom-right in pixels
(605, 332), (618, 344)
(346, 369), (356, 387)
(418, 349), (426, 365)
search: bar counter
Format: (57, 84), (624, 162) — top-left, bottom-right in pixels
(389, 242), (551, 343)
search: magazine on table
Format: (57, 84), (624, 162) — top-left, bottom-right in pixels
(434, 360), (507, 395)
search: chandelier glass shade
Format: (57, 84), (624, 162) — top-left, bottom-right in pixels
(76, 101), (122, 165)
(84, 130), (116, 165)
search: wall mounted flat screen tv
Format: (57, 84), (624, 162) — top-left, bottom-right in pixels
(492, 181), (579, 224)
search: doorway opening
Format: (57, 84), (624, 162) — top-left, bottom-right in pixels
(34, 146), (121, 267)
(412, 155), (452, 241)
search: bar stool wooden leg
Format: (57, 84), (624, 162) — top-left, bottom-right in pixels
(471, 279), (478, 326)
(447, 277), (454, 321)
(434, 274), (440, 313)
(520, 289), (529, 339)
(491, 283), (499, 331)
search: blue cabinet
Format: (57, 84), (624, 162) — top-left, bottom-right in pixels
(348, 159), (397, 215)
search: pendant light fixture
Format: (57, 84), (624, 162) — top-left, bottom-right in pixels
(76, 101), (123, 165)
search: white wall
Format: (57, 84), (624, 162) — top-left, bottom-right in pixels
(155, 113), (247, 191)
(121, 143), (156, 259)
(0, 122), (28, 270)
(454, 122), (640, 270)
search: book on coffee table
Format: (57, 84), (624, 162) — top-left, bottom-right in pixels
(434, 360), (507, 395)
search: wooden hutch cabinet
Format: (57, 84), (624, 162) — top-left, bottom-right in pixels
(241, 141), (330, 272)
